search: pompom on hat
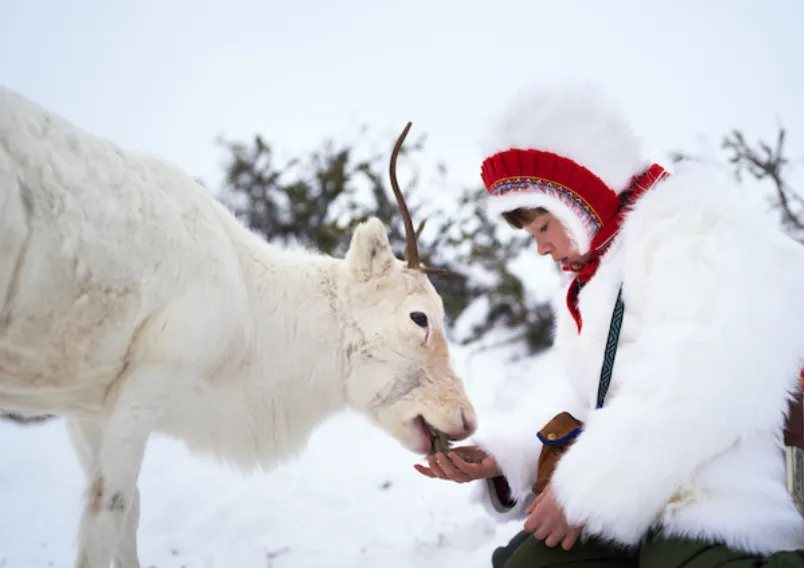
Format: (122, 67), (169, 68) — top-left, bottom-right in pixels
(480, 83), (659, 256)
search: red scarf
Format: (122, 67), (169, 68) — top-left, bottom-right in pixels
(563, 164), (669, 333)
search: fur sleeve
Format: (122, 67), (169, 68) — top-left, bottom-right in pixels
(549, 182), (804, 545)
(470, 365), (582, 505)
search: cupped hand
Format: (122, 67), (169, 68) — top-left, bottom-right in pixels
(413, 445), (500, 483)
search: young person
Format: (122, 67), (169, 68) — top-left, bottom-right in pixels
(414, 83), (804, 568)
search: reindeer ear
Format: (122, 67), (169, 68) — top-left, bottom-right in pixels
(346, 218), (397, 281)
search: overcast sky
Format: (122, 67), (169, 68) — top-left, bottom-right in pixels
(2, 0), (802, 205)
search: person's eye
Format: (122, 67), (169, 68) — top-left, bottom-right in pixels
(539, 222), (549, 233)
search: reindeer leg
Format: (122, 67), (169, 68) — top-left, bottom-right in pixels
(112, 486), (141, 568)
(73, 365), (166, 568)
(67, 416), (141, 568)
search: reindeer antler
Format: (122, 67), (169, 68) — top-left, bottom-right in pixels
(389, 122), (450, 276)
(389, 122), (420, 269)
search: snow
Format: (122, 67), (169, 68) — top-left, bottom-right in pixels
(0, 344), (563, 568)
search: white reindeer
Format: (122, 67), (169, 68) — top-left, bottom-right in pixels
(0, 86), (478, 568)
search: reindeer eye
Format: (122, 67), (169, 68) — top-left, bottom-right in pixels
(410, 312), (429, 328)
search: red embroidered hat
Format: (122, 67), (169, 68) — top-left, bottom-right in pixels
(480, 83), (650, 255)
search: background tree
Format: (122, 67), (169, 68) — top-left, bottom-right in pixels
(672, 126), (803, 242)
(721, 128), (804, 241)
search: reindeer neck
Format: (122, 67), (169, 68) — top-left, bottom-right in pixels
(164, 215), (354, 471)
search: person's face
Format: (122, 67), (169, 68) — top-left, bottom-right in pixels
(523, 211), (586, 266)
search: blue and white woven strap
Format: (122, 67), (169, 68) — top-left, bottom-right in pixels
(596, 285), (624, 410)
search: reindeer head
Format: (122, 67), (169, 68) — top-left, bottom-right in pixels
(340, 123), (477, 455)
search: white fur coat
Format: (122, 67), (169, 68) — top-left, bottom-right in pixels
(470, 161), (804, 556)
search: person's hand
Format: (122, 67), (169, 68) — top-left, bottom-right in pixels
(413, 446), (500, 483)
(523, 485), (581, 550)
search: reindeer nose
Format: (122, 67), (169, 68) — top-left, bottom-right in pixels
(448, 407), (477, 441)
(461, 407), (477, 436)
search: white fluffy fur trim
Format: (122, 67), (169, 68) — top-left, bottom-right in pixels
(472, 420), (545, 504)
(469, 372), (581, 504)
(480, 81), (649, 193)
(487, 191), (592, 255)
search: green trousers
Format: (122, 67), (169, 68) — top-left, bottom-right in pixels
(492, 530), (804, 568)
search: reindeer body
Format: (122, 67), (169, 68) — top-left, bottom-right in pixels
(0, 86), (476, 568)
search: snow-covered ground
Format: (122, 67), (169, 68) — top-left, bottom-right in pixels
(0, 339), (563, 568)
